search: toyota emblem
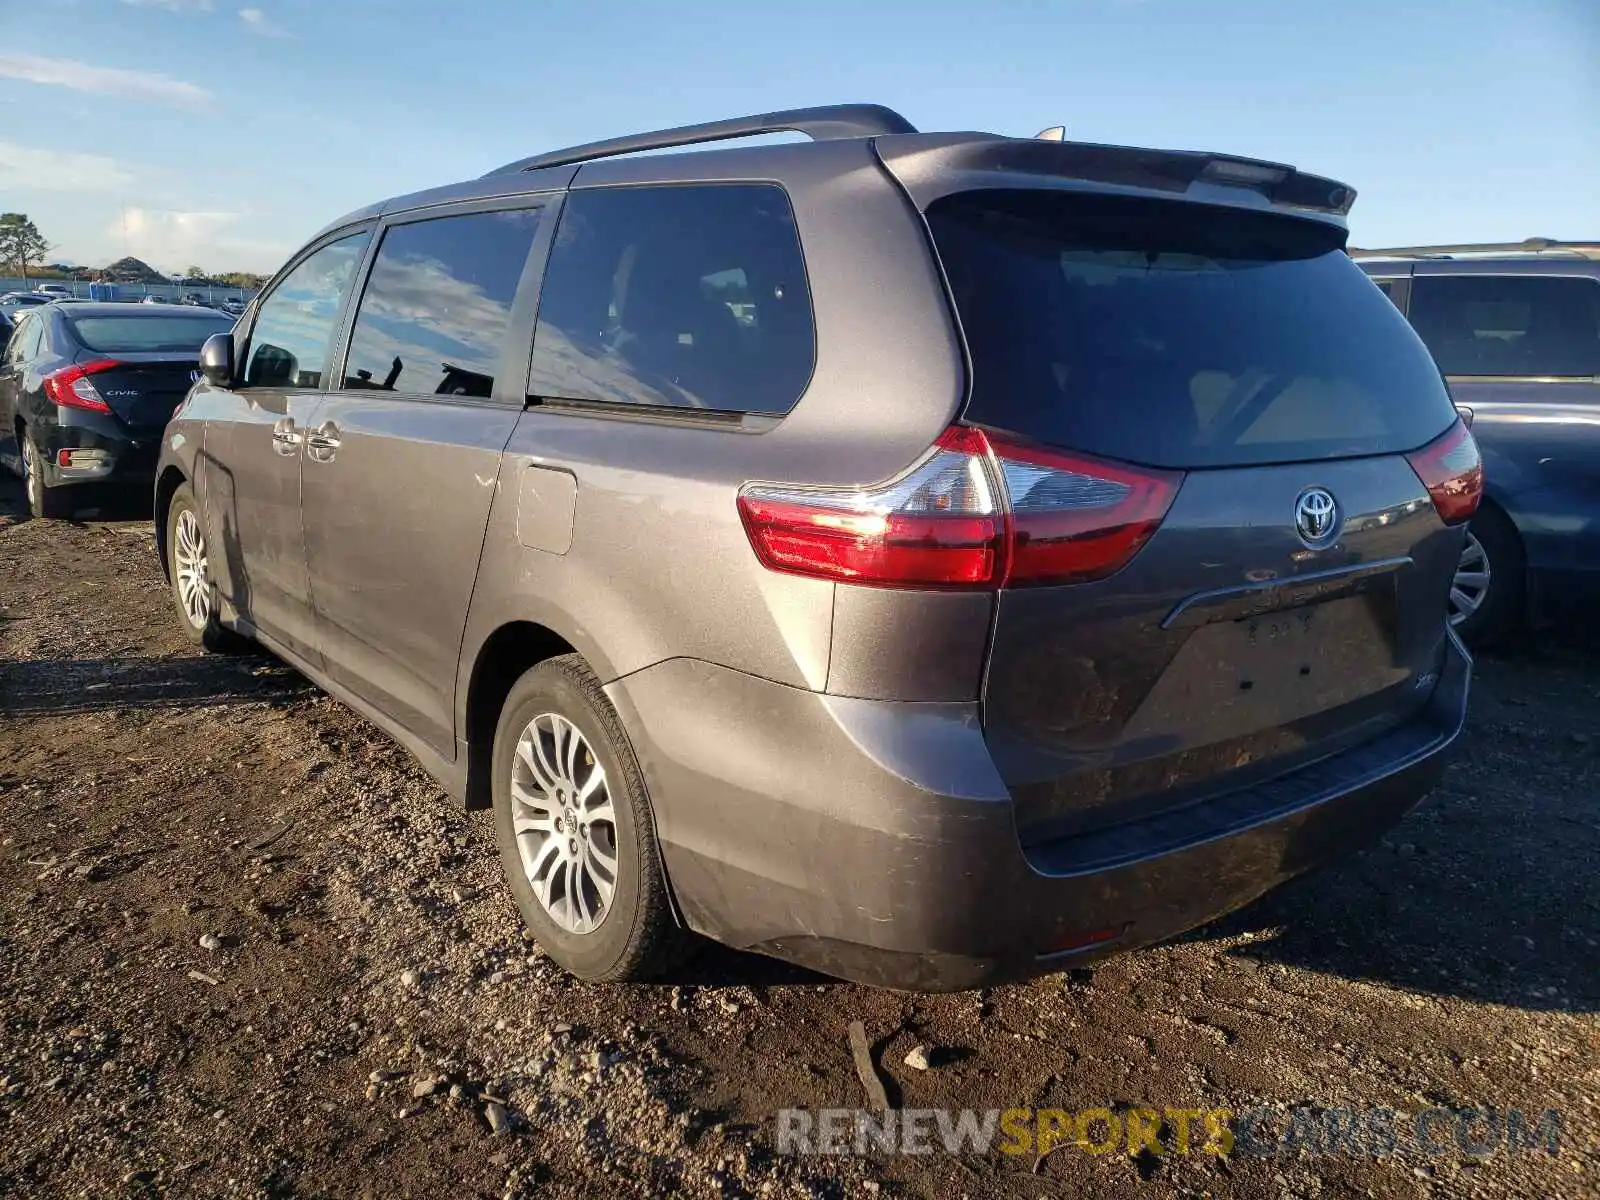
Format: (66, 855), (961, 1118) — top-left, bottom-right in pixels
(1295, 487), (1339, 548)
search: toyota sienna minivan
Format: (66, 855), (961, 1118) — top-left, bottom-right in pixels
(155, 105), (1478, 990)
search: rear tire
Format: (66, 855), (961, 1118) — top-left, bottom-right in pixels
(1451, 504), (1524, 648)
(165, 483), (247, 652)
(21, 430), (70, 519)
(491, 654), (689, 982)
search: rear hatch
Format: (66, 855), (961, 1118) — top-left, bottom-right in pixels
(62, 310), (232, 429)
(925, 189), (1474, 846)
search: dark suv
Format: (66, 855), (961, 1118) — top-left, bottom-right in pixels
(1356, 241), (1600, 643)
(155, 105), (1477, 990)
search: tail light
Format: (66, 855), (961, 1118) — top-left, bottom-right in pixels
(991, 438), (1182, 585)
(737, 426), (1181, 590)
(1406, 419), (1482, 526)
(42, 360), (121, 414)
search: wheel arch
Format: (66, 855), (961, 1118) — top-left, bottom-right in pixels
(153, 465), (188, 582)
(462, 620), (579, 810)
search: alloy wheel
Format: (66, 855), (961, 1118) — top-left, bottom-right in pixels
(1449, 529), (1491, 627)
(509, 712), (618, 934)
(172, 508), (212, 630)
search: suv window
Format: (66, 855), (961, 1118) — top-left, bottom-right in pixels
(244, 231), (370, 389)
(928, 190), (1456, 469)
(342, 208), (543, 399)
(1408, 275), (1600, 378)
(528, 184), (814, 415)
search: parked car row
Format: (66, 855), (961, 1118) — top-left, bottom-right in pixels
(3, 107), (1591, 994)
(3, 288), (248, 317)
(0, 302), (234, 516)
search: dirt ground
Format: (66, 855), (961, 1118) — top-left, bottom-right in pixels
(1, 477), (1596, 1200)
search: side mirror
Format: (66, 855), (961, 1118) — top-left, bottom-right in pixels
(198, 332), (235, 387)
(1455, 404), (1475, 429)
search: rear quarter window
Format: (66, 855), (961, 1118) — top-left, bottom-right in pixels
(528, 183), (815, 415)
(929, 191), (1457, 469)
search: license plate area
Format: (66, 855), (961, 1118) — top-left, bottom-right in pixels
(1123, 595), (1406, 744)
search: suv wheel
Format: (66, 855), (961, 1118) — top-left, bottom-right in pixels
(20, 430), (69, 519)
(491, 654), (689, 981)
(165, 484), (245, 652)
(1450, 504), (1523, 647)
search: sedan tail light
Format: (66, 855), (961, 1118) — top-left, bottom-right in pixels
(42, 360), (121, 414)
(737, 426), (1182, 590)
(1406, 419), (1483, 526)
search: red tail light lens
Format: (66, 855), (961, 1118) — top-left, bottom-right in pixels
(738, 427), (1004, 587)
(989, 434), (1182, 586)
(737, 426), (1183, 589)
(42, 360), (121, 414)
(1406, 419), (1482, 526)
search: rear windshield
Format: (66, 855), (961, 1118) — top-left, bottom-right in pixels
(928, 191), (1456, 469)
(66, 314), (233, 354)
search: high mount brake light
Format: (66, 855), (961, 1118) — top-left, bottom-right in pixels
(1406, 419), (1483, 526)
(42, 360), (121, 414)
(737, 427), (1182, 589)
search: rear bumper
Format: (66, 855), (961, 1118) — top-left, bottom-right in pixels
(34, 412), (161, 490)
(608, 631), (1470, 992)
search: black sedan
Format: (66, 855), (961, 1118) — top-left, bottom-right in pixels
(0, 303), (233, 518)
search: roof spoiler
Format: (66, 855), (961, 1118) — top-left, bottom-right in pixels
(876, 135), (1357, 221)
(484, 104), (916, 176)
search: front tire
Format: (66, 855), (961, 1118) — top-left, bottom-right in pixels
(21, 430), (70, 519)
(165, 483), (245, 652)
(491, 654), (689, 982)
(1451, 504), (1524, 648)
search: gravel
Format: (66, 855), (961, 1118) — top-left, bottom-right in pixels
(0, 479), (1595, 1198)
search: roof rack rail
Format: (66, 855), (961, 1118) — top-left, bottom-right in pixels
(1349, 238), (1600, 261)
(484, 104), (917, 176)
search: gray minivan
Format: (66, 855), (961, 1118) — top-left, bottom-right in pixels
(155, 105), (1478, 990)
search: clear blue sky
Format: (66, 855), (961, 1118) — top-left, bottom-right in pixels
(1, 0), (1595, 275)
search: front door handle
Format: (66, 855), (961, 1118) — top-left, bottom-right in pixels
(271, 418), (302, 457)
(304, 421), (341, 463)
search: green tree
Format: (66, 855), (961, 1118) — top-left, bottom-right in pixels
(0, 213), (50, 284)
(185, 264), (206, 281)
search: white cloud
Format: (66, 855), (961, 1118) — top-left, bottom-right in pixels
(121, 0), (216, 10)
(0, 142), (136, 192)
(105, 207), (293, 274)
(117, 208), (241, 261)
(0, 53), (211, 106)
(238, 7), (292, 37)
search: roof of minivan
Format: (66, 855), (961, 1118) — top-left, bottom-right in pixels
(304, 104), (1356, 260)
